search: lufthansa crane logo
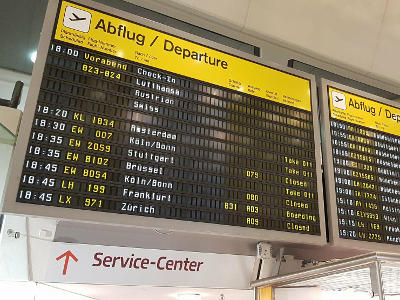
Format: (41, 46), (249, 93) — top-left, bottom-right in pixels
(63, 6), (92, 33)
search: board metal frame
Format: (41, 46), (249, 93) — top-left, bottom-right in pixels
(1, 0), (326, 246)
(320, 78), (400, 252)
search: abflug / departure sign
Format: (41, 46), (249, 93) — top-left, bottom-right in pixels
(327, 85), (400, 245)
(12, 0), (322, 236)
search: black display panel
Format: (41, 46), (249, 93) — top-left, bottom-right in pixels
(323, 83), (400, 248)
(3, 0), (325, 240)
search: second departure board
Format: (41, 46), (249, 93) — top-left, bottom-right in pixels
(321, 79), (400, 250)
(2, 0), (325, 244)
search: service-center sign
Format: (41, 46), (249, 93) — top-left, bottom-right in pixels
(45, 242), (255, 288)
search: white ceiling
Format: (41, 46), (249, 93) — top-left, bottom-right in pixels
(46, 284), (254, 300)
(142, 0), (400, 86)
(0, 281), (253, 300)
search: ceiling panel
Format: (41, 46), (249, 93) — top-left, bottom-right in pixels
(0, 0), (48, 74)
(244, 0), (387, 72)
(371, 0), (400, 82)
(155, 0), (251, 29)
(0, 281), (254, 300)
(46, 283), (254, 300)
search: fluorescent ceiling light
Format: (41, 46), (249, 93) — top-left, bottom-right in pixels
(176, 293), (202, 300)
(30, 51), (37, 63)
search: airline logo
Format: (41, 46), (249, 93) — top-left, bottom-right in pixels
(331, 90), (346, 110)
(63, 6), (92, 33)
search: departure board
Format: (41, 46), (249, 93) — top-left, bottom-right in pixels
(2, 0), (325, 243)
(321, 79), (400, 250)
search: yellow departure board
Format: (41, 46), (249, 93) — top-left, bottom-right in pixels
(2, 0), (326, 244)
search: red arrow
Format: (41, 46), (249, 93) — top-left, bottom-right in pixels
(56, 250), (78, 275)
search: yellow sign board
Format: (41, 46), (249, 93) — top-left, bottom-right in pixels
(54, 1), (312, 111)
(329, 87), (400, 136)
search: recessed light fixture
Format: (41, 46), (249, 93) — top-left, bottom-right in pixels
(176, 293), (202, 300)
(30, 51), (37, 63)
